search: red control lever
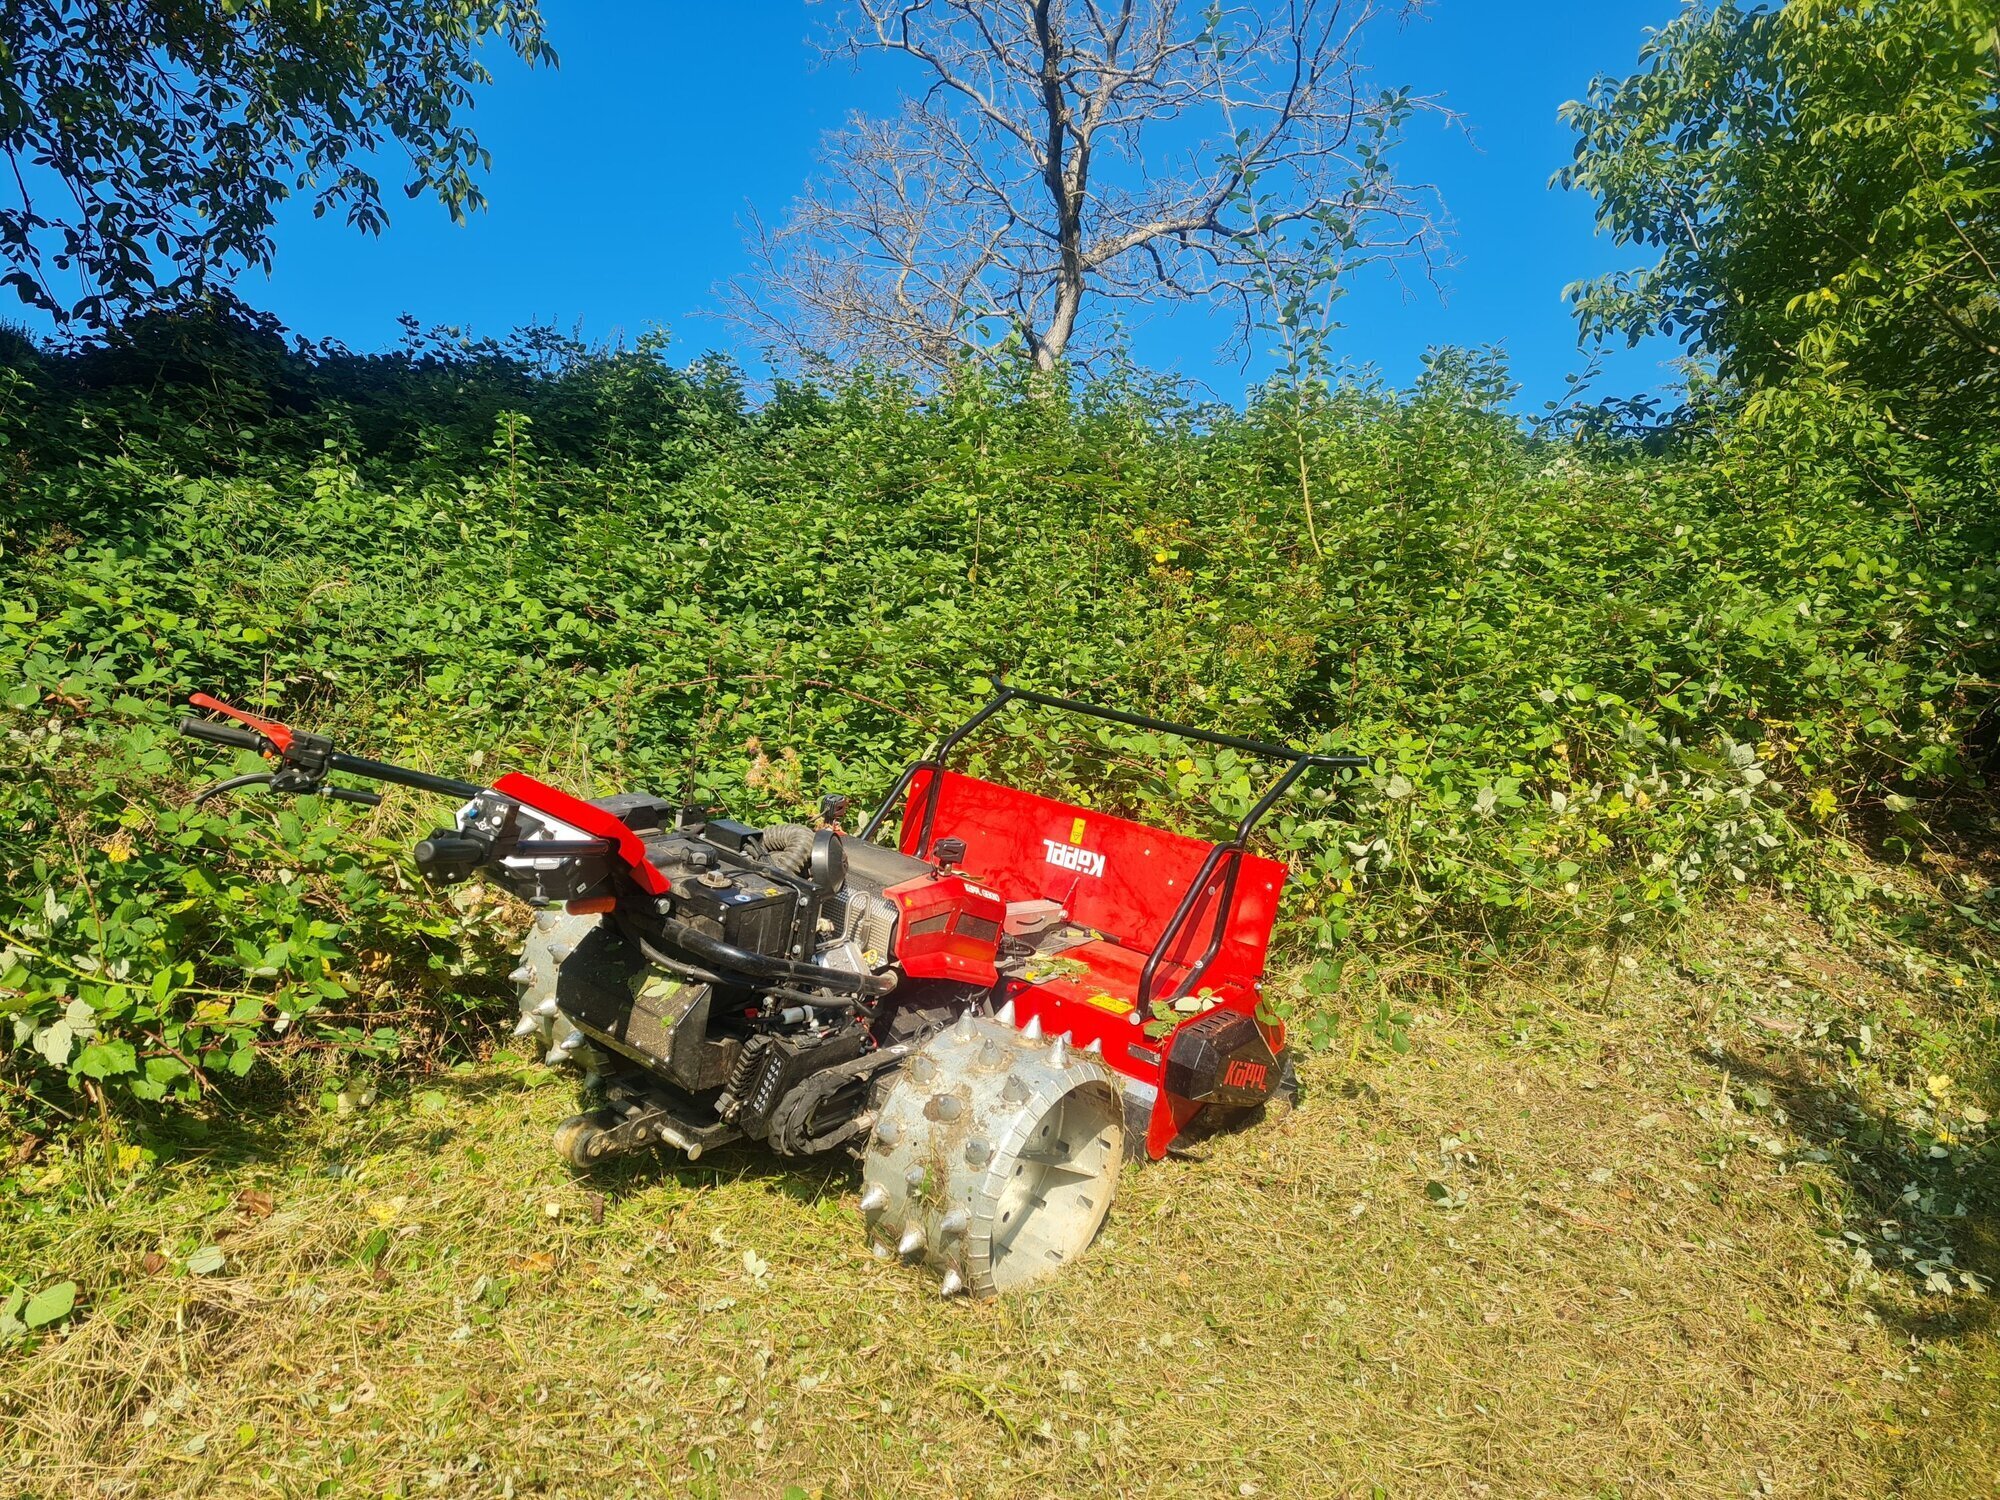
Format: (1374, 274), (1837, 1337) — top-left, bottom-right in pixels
(187, 692), (295, 754)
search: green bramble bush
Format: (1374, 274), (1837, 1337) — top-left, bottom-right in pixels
(1, 315), (1993, 1127)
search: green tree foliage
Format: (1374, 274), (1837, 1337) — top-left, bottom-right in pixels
(1, 314), (1993, 1120)
(1559, 0), (1999, 460)
(0, 0), (553, 326)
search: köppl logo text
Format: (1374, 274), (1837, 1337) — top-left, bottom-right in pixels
(1041, 839), (1105, 878)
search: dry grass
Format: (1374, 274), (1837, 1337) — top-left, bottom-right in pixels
(2, 878), (1996, 1499)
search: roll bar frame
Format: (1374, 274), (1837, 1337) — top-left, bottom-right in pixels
(860, 684), (1366, 1009)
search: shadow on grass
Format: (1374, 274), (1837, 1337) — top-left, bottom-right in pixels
(382, 1061), (860, 1211)
(119, 1036), (538, 1173)
(577, 1138), (858, 1211)
(1709, 1046), (1999, 1344)
(85, 1026), (869, 1236)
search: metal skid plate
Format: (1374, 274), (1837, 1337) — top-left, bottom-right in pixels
(859, 1012), (1124, 1298)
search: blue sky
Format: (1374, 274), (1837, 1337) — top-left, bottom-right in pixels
(53, 2), (1693, 407)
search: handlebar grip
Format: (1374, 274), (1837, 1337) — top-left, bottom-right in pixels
(413, 833), (490, 875)
(179, 717), (266, 751)
(326, 786), (383, 808)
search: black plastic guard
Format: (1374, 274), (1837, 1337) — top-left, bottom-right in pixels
(1162, 1008), (1279, 1107)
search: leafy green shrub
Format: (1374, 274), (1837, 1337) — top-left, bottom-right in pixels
(1, 327), (1992, 1128)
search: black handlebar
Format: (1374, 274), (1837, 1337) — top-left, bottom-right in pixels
(327, 752), (481, 800)
(864, 681), (1368, 847)
(179, 710), (472, 808)
(413, 833), (490, 872)
(179, 717), (266, 751)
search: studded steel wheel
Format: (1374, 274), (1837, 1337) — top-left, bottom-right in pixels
(858, 1012), (1124, 1298)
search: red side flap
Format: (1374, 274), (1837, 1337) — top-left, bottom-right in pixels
(492, 772), (670, 896)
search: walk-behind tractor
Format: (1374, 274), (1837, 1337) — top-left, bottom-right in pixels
(177, 686), (1362, 1296)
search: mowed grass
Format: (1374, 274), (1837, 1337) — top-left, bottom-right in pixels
(3, 873), (1996, 1499)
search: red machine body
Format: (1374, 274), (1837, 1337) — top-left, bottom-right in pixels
(181, 682), (1362, 1167)
(895, 768), (1289, 1158)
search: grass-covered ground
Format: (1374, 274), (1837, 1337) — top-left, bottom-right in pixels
(5, 839), (1994, 1499)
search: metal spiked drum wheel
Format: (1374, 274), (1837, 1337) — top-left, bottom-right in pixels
(510, 909), (603, 1067)
(859, 1010), (1124, 1297)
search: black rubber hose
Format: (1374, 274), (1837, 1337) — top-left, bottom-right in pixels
(631, 940), (869, 1020)
(654, 922), (896, 997)
(633, 936), (728, 988)
(192, 773), (274, 805)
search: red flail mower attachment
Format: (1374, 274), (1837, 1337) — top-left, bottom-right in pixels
(176, 683), (1363, 1297)
(864, 686), (1363, 1161)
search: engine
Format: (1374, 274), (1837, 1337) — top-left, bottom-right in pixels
(491, 790), (1005, 1167)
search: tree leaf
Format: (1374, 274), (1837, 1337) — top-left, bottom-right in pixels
(73, 1040), (137, 1079)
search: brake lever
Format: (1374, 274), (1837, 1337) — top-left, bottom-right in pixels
(183, 694), (383, 809)
(190, 773), (382, 809)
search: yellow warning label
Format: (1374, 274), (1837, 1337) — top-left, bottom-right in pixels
(1069, 815), (1087, 845)
(1084, 992), (1133, 1014)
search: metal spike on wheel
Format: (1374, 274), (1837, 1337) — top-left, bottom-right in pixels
(860, 1014), (1123, 1298)
(511, 908), (600, 1052)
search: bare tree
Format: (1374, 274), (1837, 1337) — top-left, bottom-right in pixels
(736, 0), (1444, 375)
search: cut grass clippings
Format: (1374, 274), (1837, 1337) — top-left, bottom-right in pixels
(1, 880), (1995, 1499)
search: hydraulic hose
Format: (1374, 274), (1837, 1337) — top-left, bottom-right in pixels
(651, 921), (896, 998)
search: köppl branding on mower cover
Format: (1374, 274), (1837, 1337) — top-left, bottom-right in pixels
(177, 685), (1363, 1297)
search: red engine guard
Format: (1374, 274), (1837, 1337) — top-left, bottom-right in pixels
(884, 871), (1005, 986)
